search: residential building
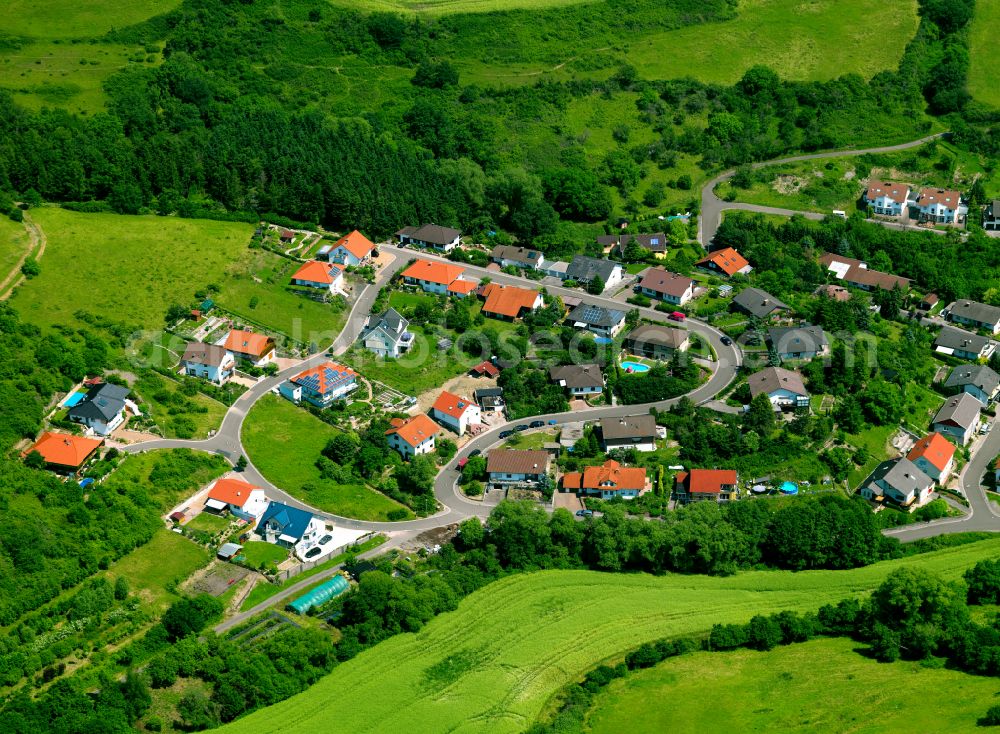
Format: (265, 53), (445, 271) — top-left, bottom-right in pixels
(861, 458), (934, 507)
(486, 449), (550, 489)
(279, 361), (358, 408)
(490, 245), (544, 270)
(447, 279), (479, 297)
(695, 247), (752, 277)
(564, 255), (624, 291)
(624, 324), (690, 359)
(224, 330), (276, 366)
(474, 386), (505, 412)
(819, 253), (910, 292)
(561, 460), (647, 499)
(385, 414), (440, 459)
(864, 180), (910, 216)
(599, 414), (657, 452)
(767, 325), (829, 361)
(25, 431), (103, 474)
(638, 268), (695, 305)
(395, 223), (461, 251)
(599, 232), (668, 259)
(931, 393), (982, 446)
(944, 364), (1000, 406)
(470, 360), (500, 378)
(815, 284), (852, 302)
(205, 477), (269, 522)
(431, 390), (481, 436)
(948, 299), (1000, 334)
(732, 287), (789, 319)
(539, 259), (569, 279)
(326, 230), (375, 266)
(181, 342), (235, 385)
(567, 303), (626, 338)
(915, 187), (963, 224)
(747, 367), (810, 410)
(549, 364), (605, 397)
(675, 469), (738, 504)
(480, 283), (543, 320)
(68, 382), (133, 436)
(360, 308), (414, 358)
(920, 293), (940, 310)
(984, 200), (1000, 231)
(400, 259), (468, 295)
(934, 325), (996, 361)
(906, 432), (956, 485)
(290, 260), (344, 293)
(256, 501), (324, 560)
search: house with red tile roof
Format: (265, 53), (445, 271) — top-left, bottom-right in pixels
(386, 414), (441, 459)
(695, 248), (751, 277)
(224, 330), (276, 366)
(470, 360), (500, 378)
(864, 180), (910, 217)
(401, 259), (475, 296)
(638, 268), (696, 305)
(24, 432), (103, 474)
(326, 230), (376, 267)
(279, 361), (358, 408)
(915, 187), (964, 224)
(480, 283), (543, 320)
(675, 469), (738, 504)
(431, 390), (481, 436)
(291, 260), (344, 293)
(561, 460), (648, 499)
(205, 477), (269, 521)
(906, 432), (956, 484)
(818, 253), (910, 293)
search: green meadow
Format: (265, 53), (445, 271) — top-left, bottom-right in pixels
(220, 536), (1000, 734)
(969, 0), (1000, 109)
(0, 216), (30, 283)
(327, 0), (596, 13)
(3, 0), (179, 39)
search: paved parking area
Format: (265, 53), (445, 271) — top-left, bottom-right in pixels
(553, 492), (584, 514)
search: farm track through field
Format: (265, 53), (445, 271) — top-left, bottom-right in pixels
(0, 210), (46, 301)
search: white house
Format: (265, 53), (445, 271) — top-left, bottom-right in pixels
(385, 414), (440, 459)
(256, 501), (326, 560)
(326, 230), (375, 267)
(396, 223), (461, 252)
(931, 393), (982, 446)
(915, 187), (964, 224)
(290, 260), (344, 293)
(486, 449), (550, 489)
(600, 414), (657, 452)
(564, 255), (624, 291)
(638, 268), (695, 305)
(400, 259), (468, 295)
(747, 366), (810, 411)
(67, 382), (136, 436)
(862, 458), (934, 507)
(566, 303), (626, 338)
(864, 180), (910, 217)
(549, 364), (604, 397)
(360, 308), (414, 358)
(944, 364), (1000, 407)
(278, 361), (358, 408)
(948, 300), (1000, 334)
(431, 391), (481, 436)
(906, 432), (956, 485)
(205, 477), (269, 523)
(181, 342), (235, 385)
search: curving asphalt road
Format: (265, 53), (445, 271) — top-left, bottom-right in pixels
(699, 132), (949, 247)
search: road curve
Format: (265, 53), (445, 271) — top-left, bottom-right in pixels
(699, 132), (949, 247)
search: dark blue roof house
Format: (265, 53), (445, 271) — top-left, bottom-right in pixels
(67, 382), (131, 436)
(256, 501), (317, 548)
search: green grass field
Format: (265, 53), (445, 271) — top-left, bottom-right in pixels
(8, 208), (252, 333)
(586, 636), (998, 733)
(240, 540), (289, 568)
(3, 0), (179, 39)
(220, 536), (1000, 734)
(328, 0), (594, 13)
(104, 529), (210, 613)
(0, 216), (30, 283)
(242, 394), (411, 521)
(969, 0), (1000, 109)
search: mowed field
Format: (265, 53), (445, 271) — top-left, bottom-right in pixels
(329, 0), (596, 12)
(8, 208), (252, 333)
(220, 537), (1000, 734)
(3, 0), (179, 39)
(587, 636), (999, 733)
(969, 0), (1000, 109)
(242, 394), (411, 521)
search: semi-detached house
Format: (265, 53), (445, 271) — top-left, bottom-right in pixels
(915, 187), (964, 224)
(864, 180), (910, 217)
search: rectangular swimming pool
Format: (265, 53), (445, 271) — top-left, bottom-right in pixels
(63, 391), (87, 408)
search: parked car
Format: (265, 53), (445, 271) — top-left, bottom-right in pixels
(720, 335), (733, 346)
(499, 430), (513, 439)
(514, 424), (529, 432)
(575, 509), (594, 518)
(547, 419), (558, 425)
(668, 311), (686, 322)
(318, 534), (332, 545)
(529, 420), (545, 428)
(305, 547), (322, 559)
(468, 449), (482, 457)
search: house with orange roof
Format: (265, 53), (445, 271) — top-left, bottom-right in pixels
(24, 431), (104, 474)
(401, 259), (475, 296)
(431, 390), (482, 436)
(480, 283), (543, 321)
(906, 432), (956, 484)
(325, 230), (376, 267)
(205, 477), (269, 522)
(675, 469), (738, 504)
(386, 414), (441, 459)
(561, 459), (648, 499)
(279, 361), (358, 408)
(291, 260), (344, 293)
(695, 247), (752, 277)
(224, 329), (276, 366)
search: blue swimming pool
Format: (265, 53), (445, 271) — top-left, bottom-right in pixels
(780, 481), (799, 495)
(63, 391), (87, 408)
(621, 361), (650, 373)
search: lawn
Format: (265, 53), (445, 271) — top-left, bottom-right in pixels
(9, 208), (252, 334)
(328, 0), (595, 13)
(185, 511), (231, 534)
(586, 636), (998, 734)
(104, 529), (211, 613)
(0, 216), (30, 283)
(220, 536), (1000, 734)
(501, 430), (558, 450)
(240, 540), (289, 569)
(969, 0), (1000, 109)
(4, 0), (180, 38)
(343, 334), (479, 397)
(242, 394), (411, 521)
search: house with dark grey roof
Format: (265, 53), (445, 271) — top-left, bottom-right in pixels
(985, 200), (1000, 231)
(931, 393), (982, 445)
(747, 367), (809, 410)
(474, 387), (505, 412)
(67, 382), (134, 436)
(948, 299), (1000, 334)
(624, 324), (690, 358)
(934, 326), (997, 361)
(767, 325), (829, 361)
(181, 342), (235, 385)
(490, 245), (544, 270)
(598, 233), (669, 259)
(732, 287), (789, 319)
(861, 458), (934, 507)
(361, 308), (414, 358)
(599, 414), (657, 452)
(944, 364), (1000, 406)
(395, 223), (462, 252)
(564, 255), (624, 292)
(567, 303), (626, 338)
(549, 364), (605, 397)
